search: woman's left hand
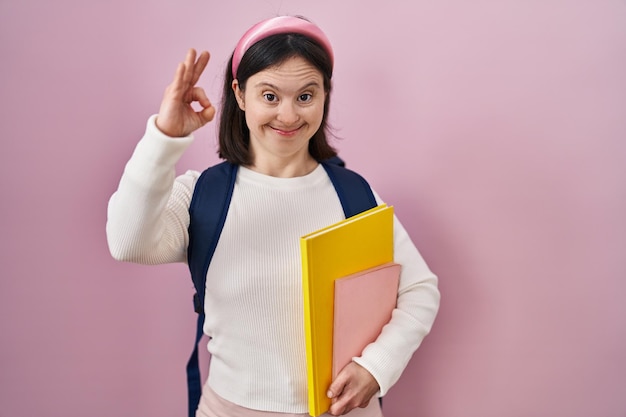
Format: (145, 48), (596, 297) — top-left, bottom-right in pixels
(326, 362), (380, 416)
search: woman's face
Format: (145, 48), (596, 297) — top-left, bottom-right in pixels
(233, 56), (326, 165)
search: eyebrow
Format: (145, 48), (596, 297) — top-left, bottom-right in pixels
(253, 81), (322, 91)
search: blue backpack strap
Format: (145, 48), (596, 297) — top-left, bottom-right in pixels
(185, 312), (205, 417)
(324, 155), (346, 167)
(321, 160), (377, 217)
(186, 161), (238, 417)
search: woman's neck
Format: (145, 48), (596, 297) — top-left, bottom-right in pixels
(245, 153), (318, 178)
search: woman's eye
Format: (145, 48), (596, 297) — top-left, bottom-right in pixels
(263, 93), (277, 102)
(298, 93), (312, 102)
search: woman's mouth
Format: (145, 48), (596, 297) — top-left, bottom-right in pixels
(270, 125), (302, 136)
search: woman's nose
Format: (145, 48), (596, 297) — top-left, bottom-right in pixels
(276, 102), (299, 125)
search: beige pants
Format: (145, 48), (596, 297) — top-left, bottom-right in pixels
(196, 383), (384, 417)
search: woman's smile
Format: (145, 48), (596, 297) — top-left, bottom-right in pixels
(269, 124), (304, 136)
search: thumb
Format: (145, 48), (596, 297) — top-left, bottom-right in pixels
(327, 372), (349, 399)
(199, 104), (216, 124)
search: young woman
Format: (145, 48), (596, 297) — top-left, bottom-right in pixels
(107, 16), (440, 417)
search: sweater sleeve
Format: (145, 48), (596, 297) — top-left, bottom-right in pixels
(106, 115), (200, 265)
(352, 192), (441, 396)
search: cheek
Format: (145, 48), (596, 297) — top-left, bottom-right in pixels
(244, 105), (271, 128)
(244, 112), (258, 131)
(310, 104), (326, 126)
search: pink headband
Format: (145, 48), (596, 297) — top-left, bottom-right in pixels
(231, 16), (334, 78)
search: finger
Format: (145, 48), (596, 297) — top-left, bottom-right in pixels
(180, 48), (197, 88)
(190, 50), (210, 87)
(328, 396), (349, 416)
(330, 389), (367, 416)
(327, 378), (348, 415)
(198, 105), (216, 124)
(191, 86), (211, 108)
(170, 61), (185, 88)
(189, 87), (215, 124)
(327, 371), (349, 400)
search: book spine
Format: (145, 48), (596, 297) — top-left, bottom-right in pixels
(301, 239), (325, 416)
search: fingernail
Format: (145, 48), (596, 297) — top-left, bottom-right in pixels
(327, 390), (333, 398)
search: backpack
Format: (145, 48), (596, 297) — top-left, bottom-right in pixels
(185, 157), (377, 417)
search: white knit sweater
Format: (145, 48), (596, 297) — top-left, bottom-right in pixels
(106, 115), (440, 413)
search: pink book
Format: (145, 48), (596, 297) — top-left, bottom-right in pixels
(332, 262), (401, 378)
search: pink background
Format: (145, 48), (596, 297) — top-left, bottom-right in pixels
(1, 1), (625, 416)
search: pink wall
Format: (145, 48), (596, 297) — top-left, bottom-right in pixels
(1, 1), (625, 416)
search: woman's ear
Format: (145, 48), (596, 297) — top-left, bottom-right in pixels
(232, 80), (245, 111)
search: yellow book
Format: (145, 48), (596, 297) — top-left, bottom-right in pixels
(300, 204), (394, 416)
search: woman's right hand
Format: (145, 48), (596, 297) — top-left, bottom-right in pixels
(156, 49), (216, 137)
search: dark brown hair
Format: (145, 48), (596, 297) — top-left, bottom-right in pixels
(218, 33), (336, 165)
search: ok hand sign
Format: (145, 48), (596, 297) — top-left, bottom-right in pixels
(156, 49), (216, 137)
